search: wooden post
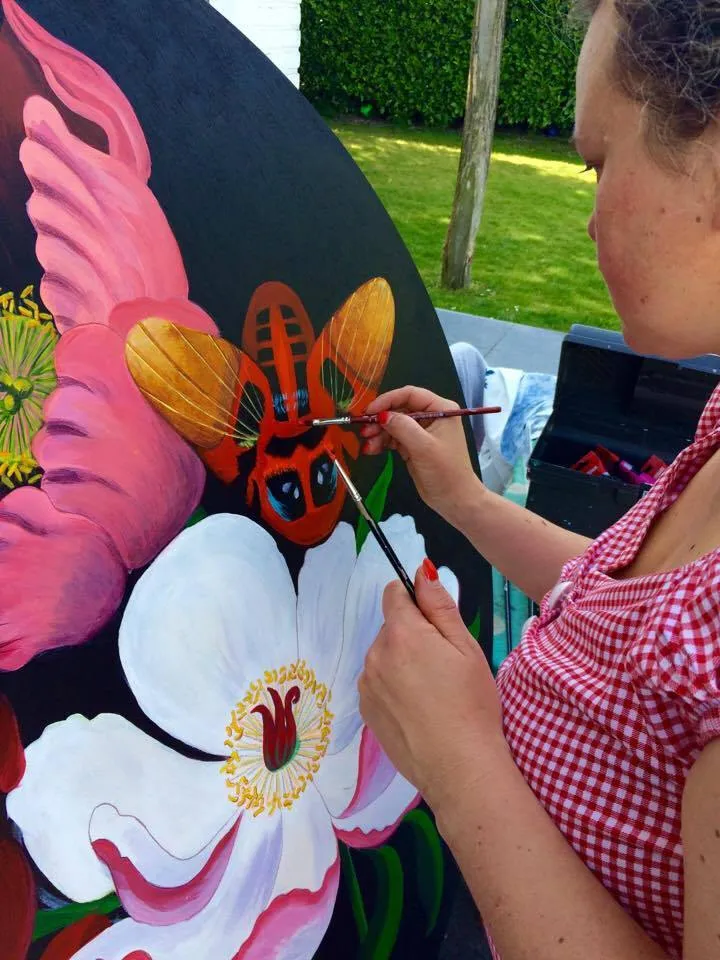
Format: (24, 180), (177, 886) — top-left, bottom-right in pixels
(441, 0), (508, 290)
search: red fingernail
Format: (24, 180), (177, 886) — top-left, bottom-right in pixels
(422, 558), (439, 582)
(377, 411), (391, 426)
(362, 441), (373, 455)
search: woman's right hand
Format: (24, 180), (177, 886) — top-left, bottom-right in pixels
(362, 386), (482, 524)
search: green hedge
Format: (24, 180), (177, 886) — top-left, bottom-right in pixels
(498, 0), (581, 130)
(300, 0), (582, 131)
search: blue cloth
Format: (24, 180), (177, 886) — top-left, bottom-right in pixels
(450, 343), (556, 672)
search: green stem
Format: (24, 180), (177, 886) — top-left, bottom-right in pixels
(33, 893), (122, 942)
(340, 844), (369, 942)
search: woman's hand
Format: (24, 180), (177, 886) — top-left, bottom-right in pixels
(358, 559), (508, 807)
(362, 386), (481, 525)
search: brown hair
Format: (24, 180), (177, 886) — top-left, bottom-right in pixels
(574, 0), (720, 152)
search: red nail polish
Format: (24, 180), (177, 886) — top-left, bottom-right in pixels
(377, 411), (391, 426)
(422, 558), (439, 582)
(362, 441), (372, 455)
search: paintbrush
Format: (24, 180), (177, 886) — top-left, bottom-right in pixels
(300, 404), (501, 428)
(331, 455), (417, 603)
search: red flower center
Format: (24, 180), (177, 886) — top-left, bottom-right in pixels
(251, 685), (301, 772)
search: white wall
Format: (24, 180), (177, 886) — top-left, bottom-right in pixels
(210, 0), (301, 88)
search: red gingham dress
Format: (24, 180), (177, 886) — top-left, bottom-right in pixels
(493, 382), (720, 959)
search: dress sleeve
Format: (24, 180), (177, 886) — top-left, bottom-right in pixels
(559, 553), (585, 583)
(627, 566), (720, 751)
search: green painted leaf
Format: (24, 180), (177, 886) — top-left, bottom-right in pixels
(355, 453), (393, 552)
(340, 844), (369, 941)
(402, 808), (445, 935)
(359, 846), (404, 960)
(185, 505), (208, 529)
(33, 894), (122, 942)
(468, 610), (482, 641)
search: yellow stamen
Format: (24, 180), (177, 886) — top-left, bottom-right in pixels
(222, 659), (333, 817)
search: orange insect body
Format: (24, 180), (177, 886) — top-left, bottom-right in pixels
(126, 278), (395, 546)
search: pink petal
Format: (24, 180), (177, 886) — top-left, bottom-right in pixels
(19, 96), (189, 332)
(90, 804), (241, 926)
(334, 803), (420, 850)
(234, 858), (340, 960)
(34, 323), (205, 569)
(0, 487), (125, 670)
(110, 298), (217, 341)
(2, 0), (150, 177)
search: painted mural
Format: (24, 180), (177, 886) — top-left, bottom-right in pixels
(0, 0), (492, 956)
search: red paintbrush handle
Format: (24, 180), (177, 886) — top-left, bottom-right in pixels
(355, 405), (502, 424)
(298, 405), (502, 427)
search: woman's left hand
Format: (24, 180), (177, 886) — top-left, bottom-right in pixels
(359, 560), (508, 805)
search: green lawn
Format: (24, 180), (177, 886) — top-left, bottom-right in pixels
(332, 122), (618, 333)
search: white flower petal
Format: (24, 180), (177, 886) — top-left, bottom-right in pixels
(7, 714), (231, 903)
(73, 813), (283, 960)
(315, 725), (401, 822)
(274, 785), (337, 899)
(333, 770), (418, 848)
(238, 862), (340, 959)
(89, 804), (240, 925)
(330, 515), (429, 750)
(296, 522), (355, 685)
(232, 788), (340, 958)
(313, 727), (363, 818)
(120, 514), (298, 755)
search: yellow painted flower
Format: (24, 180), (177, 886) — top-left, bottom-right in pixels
(0, 286), (57, 490)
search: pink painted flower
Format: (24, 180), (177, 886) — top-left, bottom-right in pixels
(8, 515), (458, 958)
(0, 0), (218, 669)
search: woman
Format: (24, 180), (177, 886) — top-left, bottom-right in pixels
(359, 2), (720, 958)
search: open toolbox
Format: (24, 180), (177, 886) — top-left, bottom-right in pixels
(526, 324), (720, 538)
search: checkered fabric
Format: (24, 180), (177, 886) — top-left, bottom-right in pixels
(490, 383), (720, 959)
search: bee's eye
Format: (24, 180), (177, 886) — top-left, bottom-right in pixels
(267, 470), (305, 521)
(310, 454), (337, 507)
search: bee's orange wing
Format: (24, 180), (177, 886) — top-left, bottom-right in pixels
(307, 277), (395, 417)
(125, 317), (270, 455)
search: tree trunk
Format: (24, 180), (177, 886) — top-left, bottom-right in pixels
(441, 0), (508, 290)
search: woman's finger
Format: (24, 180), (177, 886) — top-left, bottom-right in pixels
(365, 386), (457, 416)
(362, 435), (387, 456)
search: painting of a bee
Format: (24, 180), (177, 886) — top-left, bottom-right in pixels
(125, 276), (395, 545)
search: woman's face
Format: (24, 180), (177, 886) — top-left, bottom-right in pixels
(575, 0), (720, 359)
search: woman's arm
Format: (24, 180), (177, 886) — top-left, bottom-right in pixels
(431, 743), (667, 960)
(439, 733), (720, 960)
(363, 386), (590, 602)
(443, 476), (591, 603)
(360, 573), (668, 960)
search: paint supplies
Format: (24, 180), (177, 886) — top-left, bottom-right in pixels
(527, 325), (720, 538)
(571, 445), (666, 486)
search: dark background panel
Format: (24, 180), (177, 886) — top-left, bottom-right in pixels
(0, 1), (493, 955)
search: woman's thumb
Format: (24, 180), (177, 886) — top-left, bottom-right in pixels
(414, 559), (472, 652)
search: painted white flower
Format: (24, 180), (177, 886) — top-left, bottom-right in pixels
(9, 513), (458, 959)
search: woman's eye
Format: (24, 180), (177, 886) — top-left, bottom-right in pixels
(581, 163), (601, 181)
